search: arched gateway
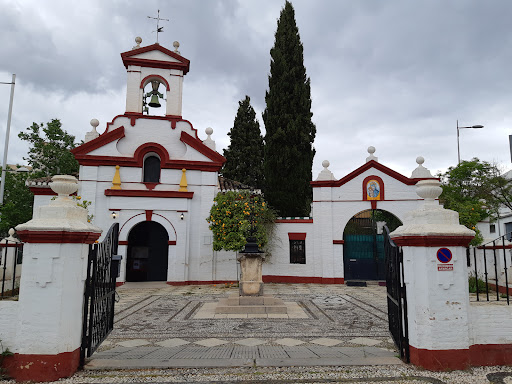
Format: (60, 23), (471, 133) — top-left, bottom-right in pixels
(343, 209), (402, 281)
(126, 221), (169, 282)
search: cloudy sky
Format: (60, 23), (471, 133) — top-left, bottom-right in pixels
(1, 0), (511, 179)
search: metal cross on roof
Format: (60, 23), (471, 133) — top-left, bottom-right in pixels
(147, 9), (169, 44)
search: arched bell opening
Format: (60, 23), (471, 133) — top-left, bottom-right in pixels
(342, 209), (402, 281)
(126, 221), (169, 282)
(142, 79), (167, 116)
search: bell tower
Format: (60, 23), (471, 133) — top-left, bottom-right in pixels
(121, 37), (190, 117)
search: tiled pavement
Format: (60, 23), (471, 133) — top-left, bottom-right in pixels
(86, 282), (401, 369)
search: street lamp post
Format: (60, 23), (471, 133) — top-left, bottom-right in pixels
(457, 119), (484, 164)
(0, 74), (16, 207)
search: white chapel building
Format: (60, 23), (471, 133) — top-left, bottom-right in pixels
(29, 39), (437, 285)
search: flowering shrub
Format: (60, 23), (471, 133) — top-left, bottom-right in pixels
(207, 191), (275, 252)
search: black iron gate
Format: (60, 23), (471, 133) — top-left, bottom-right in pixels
(80, 223), (120, 366)
(384, 226), (409, 362)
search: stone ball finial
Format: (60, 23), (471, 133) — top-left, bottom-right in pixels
(8, 228), (15, 237)
(322, 160), (330, 168)
(133, 37), (142, 50)
(173, 41), (180, 54)
(368, 146), (376, 155)
(90, 118), (99, 130)
(416, 156), (425, 165)
(205, 127), (213, 136)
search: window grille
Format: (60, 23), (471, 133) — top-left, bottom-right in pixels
(290, 240), (306, 264)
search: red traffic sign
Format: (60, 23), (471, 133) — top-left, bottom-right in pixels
(437, 248), (452, 264)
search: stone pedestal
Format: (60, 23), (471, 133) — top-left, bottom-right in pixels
(237, 252), (264, 296)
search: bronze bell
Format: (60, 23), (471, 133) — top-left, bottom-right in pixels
(148, 94), (161, 108)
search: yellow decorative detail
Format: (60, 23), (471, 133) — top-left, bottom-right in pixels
(112, 165), (122, 190)
(179, 168), (188, 192)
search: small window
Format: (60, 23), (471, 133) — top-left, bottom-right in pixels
(506, 222), (512, 241)
(290, 240), (306, 264)
(490, 224), (496, 234)
(143, 155), (160, 183)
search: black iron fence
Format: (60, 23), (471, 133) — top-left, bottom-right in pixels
(0, 239), (23, 299)
(467, 234), (511, 305)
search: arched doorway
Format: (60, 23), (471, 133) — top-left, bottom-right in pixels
(343, 209), (402, 281)
(126, 221), (169, 282)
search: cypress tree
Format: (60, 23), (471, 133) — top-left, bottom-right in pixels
(222, 95), (264, 189)
(262, 0), (316, 217)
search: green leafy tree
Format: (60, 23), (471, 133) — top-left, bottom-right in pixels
(440, 158), (510, 245)
(207, 191), (276, 252)
(222, 96), (264, 189)
(0, 119), (79, 236)
(262, 0), (316, 217)
(18, 119), (79, 177)
(0, 170), (33, 237)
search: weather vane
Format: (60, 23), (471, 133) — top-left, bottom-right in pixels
(147, 9), (169, 44)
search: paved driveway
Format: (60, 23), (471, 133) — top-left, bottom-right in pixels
(87, 282), (400, 369)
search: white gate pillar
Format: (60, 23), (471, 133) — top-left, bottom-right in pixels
(5, 175), (101, 382)
(390, 178), (474, 371)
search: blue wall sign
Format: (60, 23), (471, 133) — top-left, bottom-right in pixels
(437, 248), (452, 264)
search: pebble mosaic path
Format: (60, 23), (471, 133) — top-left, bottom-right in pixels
(87, 282), (401, 369)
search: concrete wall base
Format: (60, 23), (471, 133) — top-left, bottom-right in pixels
(410, 344), (512, 371)
(3, 348), (80, 382)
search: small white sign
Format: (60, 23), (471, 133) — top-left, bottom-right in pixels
(438, 264), (453, 271)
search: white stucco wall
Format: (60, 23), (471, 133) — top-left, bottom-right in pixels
(469, 302), (512, 345)
(0, 301), (19, 352)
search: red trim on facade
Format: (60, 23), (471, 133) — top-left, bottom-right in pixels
(166, 277), (344, 285)
(310, 160), (438, 188)
(168, 240), (177, 245)
(71, 126), (125, 156)
(143, 182), (158, 190)
(333, 240), (345, 244)
(105, 189), (194, 199)
(121, 43), (190, 74)
(119, 240), (128, 245)
(288, 233), (306, 241)
(116, 281), (125, 287)
(391, 235), (474, 247)
(133, 142), (170, 166)
(3, 348), (80, 382)
(409, 344), (512, 371)
(275, 219), (313, 223)
(140, 74), (170, 91)
(146, 210), (153, 221)
(180, 131), (226, 163)
(76, 145), (224, 171)
(119, 212), (177, 241)
(17, 230), (101, 244)
(371, 200), (377, 210)
(103, 114), (196, 135)
(362, 175), (385, 201)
